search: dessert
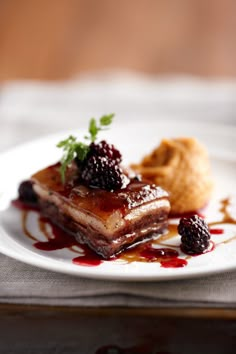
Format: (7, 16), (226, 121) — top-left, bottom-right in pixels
(30, 165), (170, 258)
(17, 114), (170, 259)
(131, 137), (214, 215)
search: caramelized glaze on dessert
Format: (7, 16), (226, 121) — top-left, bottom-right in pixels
(32, 162), (169, 218)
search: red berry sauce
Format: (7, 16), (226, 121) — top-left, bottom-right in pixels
(210, 228), (224, 235)
(11, 199), (39, 212)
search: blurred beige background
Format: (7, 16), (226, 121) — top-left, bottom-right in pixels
(0, 0), (236, 81)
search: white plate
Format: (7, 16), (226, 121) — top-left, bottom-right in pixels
(0, 120), (235, 281)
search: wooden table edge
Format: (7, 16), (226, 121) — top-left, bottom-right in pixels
(1, 304), (236, 320)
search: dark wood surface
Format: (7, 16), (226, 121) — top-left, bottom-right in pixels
(1, 305), (236, 353)
(0, 0), (236, 80)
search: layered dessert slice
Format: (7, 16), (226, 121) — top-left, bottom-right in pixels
(30, 162), (170, 258)
(17, 114), (171, 258)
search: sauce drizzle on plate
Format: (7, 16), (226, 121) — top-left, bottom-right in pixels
(12, 197), (236, 268)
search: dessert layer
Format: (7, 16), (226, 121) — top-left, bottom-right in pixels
(38, 199), (169, 258)
(31, 162), (170, 258)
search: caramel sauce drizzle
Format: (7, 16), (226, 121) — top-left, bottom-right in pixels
(41, 218), (81, 254)
(154, 224), (178, 243)
(38, 217), (51, 240)
(209, 198), (236, 245)
(37, 216), (82, 254)
(152, 223), (179, 248)
(19, 197), (236, 266)
(210, 198), (236, 225)
(22, 211), (38, 242)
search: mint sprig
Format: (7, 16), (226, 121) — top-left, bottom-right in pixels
(57, 113), (114, 183)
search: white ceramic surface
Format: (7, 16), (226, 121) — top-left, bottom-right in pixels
(0, 120), (235, 281)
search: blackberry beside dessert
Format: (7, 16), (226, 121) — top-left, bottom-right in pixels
(18, 114), (170, 259)
(178, 215), (211, 254)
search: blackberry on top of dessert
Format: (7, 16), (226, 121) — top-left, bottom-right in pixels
(57, 113), (129, 191)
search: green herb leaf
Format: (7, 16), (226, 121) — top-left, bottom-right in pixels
(100, 113), (114, 126)
(56, 135), (76, 148)
(75, 143), (90, 161)
(89, 118), (99, 142)
(57, 113), (115, 183)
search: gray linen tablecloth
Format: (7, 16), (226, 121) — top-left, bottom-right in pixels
(1, 252), (236, 307)
(0, 75), (236, 308)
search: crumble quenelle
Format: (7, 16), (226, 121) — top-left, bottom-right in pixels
(131, 137), (214, 215)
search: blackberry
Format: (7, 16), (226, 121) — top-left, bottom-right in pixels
(81, 155), (127, 191)
(178, 215), (211, 254)
(18, 181), (38, 204)
(89, 140), (122, 165)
